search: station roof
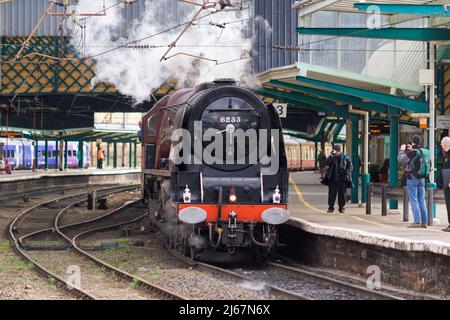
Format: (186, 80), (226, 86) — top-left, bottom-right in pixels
(257, 62), (428, 122)
(0, 126), (138, 143)
(293, 0), (446, 14)
(293, 1), (450, 27)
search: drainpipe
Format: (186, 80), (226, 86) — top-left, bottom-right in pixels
(427, 42), (437, 226)
(348, 105), (370, 204)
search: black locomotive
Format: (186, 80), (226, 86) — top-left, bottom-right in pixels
(142, 79), (289, 261)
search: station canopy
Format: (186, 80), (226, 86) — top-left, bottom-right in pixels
(257, 63), (427, 126)
(257, 1), (450, 127)
(0, 126), (139, 143)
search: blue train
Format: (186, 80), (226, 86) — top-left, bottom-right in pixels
(0, 138), (91, 170)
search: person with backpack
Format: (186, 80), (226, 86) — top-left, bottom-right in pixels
(324, 145), (353, 213)
(439, 136), (450, 232)
(398, 135), (429, 228)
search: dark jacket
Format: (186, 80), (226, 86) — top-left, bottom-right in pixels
(318, 153), (327, 168)
(325, 152), (353, 183)
(439, 151), (450, 189)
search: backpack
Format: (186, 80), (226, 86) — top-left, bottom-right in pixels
(338, 155), (349, 174)
(409, 148), (431, 179)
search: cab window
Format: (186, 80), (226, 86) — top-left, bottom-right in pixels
(147, 114), (158, 136)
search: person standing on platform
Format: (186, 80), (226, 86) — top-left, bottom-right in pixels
(324, 145), (353, 213)
(439, 136), (450, 232)
(97, 146), (104, 169)
(398, 135), (429, 228)
(318, 150), (327, 178)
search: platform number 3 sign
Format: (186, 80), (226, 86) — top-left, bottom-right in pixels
(273, 103), (287, 118)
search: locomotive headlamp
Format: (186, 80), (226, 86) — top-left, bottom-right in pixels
(228, 187), (237, 203)
(178, 207), (207, 225)
(261, 208), (290, 225)
(183, 185), (191, 203)
(272, 185), (281, 204)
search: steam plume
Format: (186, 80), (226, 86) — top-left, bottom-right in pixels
(71, 0), (257, 103)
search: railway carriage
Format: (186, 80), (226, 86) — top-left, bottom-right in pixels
(0, 139), (90, 170)
(142, 80), (290, 261)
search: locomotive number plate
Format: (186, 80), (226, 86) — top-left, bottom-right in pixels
(220, 116), (241, 123)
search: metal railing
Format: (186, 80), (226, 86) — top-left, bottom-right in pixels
(365, 183), (442, 225)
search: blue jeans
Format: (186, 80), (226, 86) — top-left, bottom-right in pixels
(407, 178), (428, 224)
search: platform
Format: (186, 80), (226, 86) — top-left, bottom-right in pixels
(288, 171), (450, 257)
(0, 168), (141, 196)
(0, 168), (141, 183)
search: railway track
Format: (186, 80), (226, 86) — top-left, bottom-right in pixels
(9, 185), (185, 300)
(265, 262), (403, 300)
(164, 245), (310, 300)
(7, 184), (412, 301)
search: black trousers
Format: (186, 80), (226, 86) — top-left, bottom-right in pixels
(328, 181), (347, 210)
(444, 189), (450, 224)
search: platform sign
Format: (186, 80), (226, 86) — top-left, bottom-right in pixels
(400, 124), (420, 133)
(0, 131), (22, 138)
(437, 115), (450, 129)
(273, 103), (287, 118)
(419, 118), (427, 129)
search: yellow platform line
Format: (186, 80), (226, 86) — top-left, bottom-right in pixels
(289, 177), (392, 228)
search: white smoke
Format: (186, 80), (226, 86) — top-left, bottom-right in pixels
(70, 0), (258, 103)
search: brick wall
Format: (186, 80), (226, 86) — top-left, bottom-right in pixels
(279, 225), (450, 296)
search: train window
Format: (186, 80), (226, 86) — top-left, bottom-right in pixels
(147, 114), (158, 136)
(73, 150), (77, 157)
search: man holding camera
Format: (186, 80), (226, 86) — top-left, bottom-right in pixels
(398, 135), (429, 228)
(325, 145), (353, 213)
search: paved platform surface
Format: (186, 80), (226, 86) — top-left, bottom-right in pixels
(0, 168), (141, 183)
(288, 171), (450, 256)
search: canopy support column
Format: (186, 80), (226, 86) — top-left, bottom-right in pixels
(107, 142), (110, 167)
(64, 140), (68, 170)
(128, 142), (132, 168)
(351, 115), (360, 204)
(113, 142), (117, 169)
(79, 141), (84, 169)
(389, 114), (399, 209)
(314, 141), (318, 170)
(44, 140), (48, 171)
(133, 142), (137, 168)
(54, 140), (58, 171)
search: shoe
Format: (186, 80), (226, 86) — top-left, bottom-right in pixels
(338, 209), (345, 213)
(327, 209), (334, 213)
(407, 223), (422, 228)
(421, 224), (427, 228)
(442, 226), (450, 232)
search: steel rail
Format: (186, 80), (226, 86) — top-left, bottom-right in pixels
(164, 245), (310, 300)
(18, 185), (139, 245)
(268, 262), (403, 300)
(58, 201), (187, 300)
(9, 190), (106, 300)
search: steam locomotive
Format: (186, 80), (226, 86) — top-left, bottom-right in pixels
(141, 79), (289, 261)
